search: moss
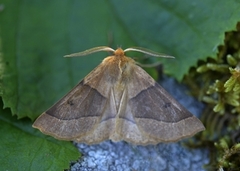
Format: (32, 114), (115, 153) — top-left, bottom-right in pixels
(184, 22), (240, 170)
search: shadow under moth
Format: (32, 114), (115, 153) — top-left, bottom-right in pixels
(33, 46), (205, 145)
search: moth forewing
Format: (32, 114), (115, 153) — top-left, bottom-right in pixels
(33, 46), (205, 145)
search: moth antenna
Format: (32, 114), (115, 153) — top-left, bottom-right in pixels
(64, 46), (115, 57)
(124, 47), (175, 59)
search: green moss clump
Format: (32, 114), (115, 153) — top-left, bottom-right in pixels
(184, 22), (240, 170)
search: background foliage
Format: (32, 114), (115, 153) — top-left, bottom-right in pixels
(184, 23), (240, 170)
(0, 0), (240, 170)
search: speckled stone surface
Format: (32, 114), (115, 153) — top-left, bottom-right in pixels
(70, 76), (208, 171)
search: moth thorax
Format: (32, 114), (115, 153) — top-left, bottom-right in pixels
(119, 62), (134, 84)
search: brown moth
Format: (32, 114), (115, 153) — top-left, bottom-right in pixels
(33, 46), (205, 145)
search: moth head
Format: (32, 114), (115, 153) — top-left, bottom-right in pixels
(114, 48), (125, 57)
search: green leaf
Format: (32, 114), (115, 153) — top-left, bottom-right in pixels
(0, 101), (79, 171)
(0, 0), (240, 120)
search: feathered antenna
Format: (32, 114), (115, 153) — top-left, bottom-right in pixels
(64, 46), (114, 57)
(124, 47), (174, 58)
(64, 46), (174, 59)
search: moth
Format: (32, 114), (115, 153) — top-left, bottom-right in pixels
(33, 46), (205, 145)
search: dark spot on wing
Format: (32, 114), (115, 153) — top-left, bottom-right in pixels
(67, 100), (74, 106)
(163, 102), (171, 108)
